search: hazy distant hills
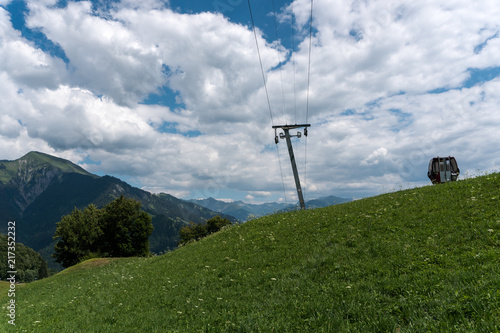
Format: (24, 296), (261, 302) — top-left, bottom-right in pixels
(188, 195), (351, 221)
(187, 197), (288, 221)
(0, 152), (235, 268)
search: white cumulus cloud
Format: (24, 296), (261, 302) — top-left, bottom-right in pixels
(0, 0), (499, 203)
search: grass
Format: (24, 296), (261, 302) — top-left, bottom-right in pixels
(0, 282), (12, 297)
(1, 173), (500, 332)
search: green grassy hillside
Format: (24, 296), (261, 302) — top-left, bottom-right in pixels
(2, 173), (499, 332)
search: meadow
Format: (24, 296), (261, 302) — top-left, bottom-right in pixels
(1, 173), (499, 332)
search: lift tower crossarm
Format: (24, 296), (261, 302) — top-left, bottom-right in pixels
(272, 124), (311, 130)
(273, 124), (311, 210)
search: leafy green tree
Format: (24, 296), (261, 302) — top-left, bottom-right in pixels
(178, 222), (207, 245)
(178, 216), (231, 246)
(38, 259), (49, 279)
(53, 196), (153, 268)
(53, 204), (103, 267)
(25, 269), (36, 283)
(100, 195), (153, 257)
(206, 215), (232, 234)
(0, 233), (50, 282)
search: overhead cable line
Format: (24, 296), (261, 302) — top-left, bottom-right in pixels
(247, 0), (274, 126)
(271, 0), (288, 124)
(248, 0), (314, 210)
(303, 0), (314, 201)
(248, 0), (288, 205)
(305, 0), (314, 124)
(292, 0), (298, 124)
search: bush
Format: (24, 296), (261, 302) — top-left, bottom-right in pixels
(178, 216), (231, 246)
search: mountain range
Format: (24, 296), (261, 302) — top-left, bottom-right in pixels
(0, 151), (350, 269)
(188, 195), (351, 221)
(0, 152), (234, 268)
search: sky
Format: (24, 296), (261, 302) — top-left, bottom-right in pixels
(1, 0), (499, 204)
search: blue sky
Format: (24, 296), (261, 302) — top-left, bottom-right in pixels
(1, 0), (500, 204)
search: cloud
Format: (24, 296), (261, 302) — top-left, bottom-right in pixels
(113, 7), (285, 128)
(0, 7), (67, 89)
(245, 194), (255, 201)
(25, 1), (167, 106)
(14, 85), (158, 151)
(299, 0), (500, 116)
(23, 1), (284, 127)
(362, 147), (388, 166)
(0, 114), (22, 138)
(1, 0), (500, 204)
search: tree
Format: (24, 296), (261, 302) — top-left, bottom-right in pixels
(178, 222), (207, 245)
(53, 204), (103, 268)
(25, 270), (36, 283)
(38, 259), (49, 279)
(0, 234), (50, 282)
(178, 216), (232, 246)
(206, 215), (232, 234)
(53, 196), (153, 268)
(100, 195), (153, 257)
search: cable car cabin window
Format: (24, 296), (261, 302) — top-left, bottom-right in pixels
(445, 159), (451, 171)
(450, 159), (459, 173)
(433, 160), (439, 172)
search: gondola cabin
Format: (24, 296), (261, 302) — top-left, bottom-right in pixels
(427, 156), (460, 184)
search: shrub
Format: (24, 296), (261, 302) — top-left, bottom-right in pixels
(178, 216), (231, 246)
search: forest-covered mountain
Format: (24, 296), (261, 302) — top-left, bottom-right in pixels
(0, 233), (49, 282)
(188, 195), (351, 221)
(0, 152), (235, 268)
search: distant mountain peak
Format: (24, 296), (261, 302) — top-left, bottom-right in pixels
(22, 151), (49, 158)
(0, 151), (96, 210)
(18, 151), (93, 177)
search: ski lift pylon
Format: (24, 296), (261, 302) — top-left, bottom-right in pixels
(273, 124), (311, 209)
